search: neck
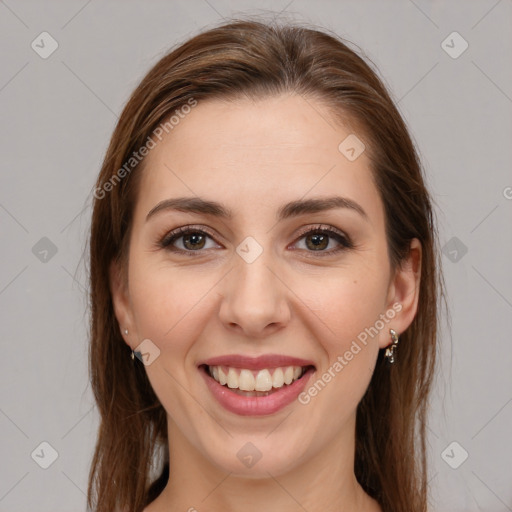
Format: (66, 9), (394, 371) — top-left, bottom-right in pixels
(146, 415), (381, 512)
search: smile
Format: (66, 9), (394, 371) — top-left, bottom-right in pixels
(198, 357), (316, 416)
(207, 365), (307, 393)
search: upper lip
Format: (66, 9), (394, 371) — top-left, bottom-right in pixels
(200, 354), (315, 371)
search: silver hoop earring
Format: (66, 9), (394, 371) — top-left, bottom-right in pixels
(385, 329), (400, 364)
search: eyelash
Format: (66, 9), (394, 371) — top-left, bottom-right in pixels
(158, 224), (354, 257)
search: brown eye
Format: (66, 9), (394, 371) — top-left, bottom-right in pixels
(182, 232), (206, 250)
(293, 226), (353, 256)
(160, 227), (220, 254)
(305, 233), (329, 251)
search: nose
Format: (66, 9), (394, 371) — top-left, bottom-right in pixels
(218, 248), (291, 338)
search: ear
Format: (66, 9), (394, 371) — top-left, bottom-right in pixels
(378, 238), (422, 349)
(109, 259), (136, 350)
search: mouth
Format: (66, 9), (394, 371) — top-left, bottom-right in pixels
(200, 364), (314, 396)
(199, 363), (316, 416)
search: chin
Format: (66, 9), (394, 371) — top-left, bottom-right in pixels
(202, 437), (306, 478)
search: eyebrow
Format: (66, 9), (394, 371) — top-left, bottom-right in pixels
(145, 195), (368, 222)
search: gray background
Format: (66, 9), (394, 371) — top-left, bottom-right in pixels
(1, 0), (511, 511)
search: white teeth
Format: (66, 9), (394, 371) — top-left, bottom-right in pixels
(238, 369), (255, 391)
(208, 365), (307, 391)
(218, 367), (227, 385)
(284, 366), (294, 385)
(227, 368), (238, 389)
(272, 368), (284, 388)
(255, 369), (273, 392)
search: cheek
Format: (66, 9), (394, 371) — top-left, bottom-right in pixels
(127, 264), (215, 423)
(299, 267), (388, 346)
(129, 259), (216, 343)
(297, 278), (382, 418)
(295, 269), (387, 398)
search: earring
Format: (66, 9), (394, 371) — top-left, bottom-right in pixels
(385, 329), (400, 363)
(123, 329), (135, 360)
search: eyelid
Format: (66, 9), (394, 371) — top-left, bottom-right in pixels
(159, 223), (353, 255)
(159, 224), (221, 250)
(289, 224), (353, 255)
(292, 223), (350, 243)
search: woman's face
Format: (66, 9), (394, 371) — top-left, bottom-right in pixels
(111, 93), (420, 478)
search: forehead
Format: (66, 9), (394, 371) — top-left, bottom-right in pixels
(134, 94), (383, 228)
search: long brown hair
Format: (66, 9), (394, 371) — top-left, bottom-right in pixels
(87, 17), (446, 512)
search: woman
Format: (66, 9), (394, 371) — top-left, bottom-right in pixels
(87, 18), (445, 512)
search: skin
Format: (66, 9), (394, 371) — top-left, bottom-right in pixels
(110, 93), (421, 512)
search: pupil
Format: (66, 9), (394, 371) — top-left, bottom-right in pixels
(184, 233), (205, 250)
(307, 233), (328, 250)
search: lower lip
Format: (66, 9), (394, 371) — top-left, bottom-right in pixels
(200, 366), (315, 416)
